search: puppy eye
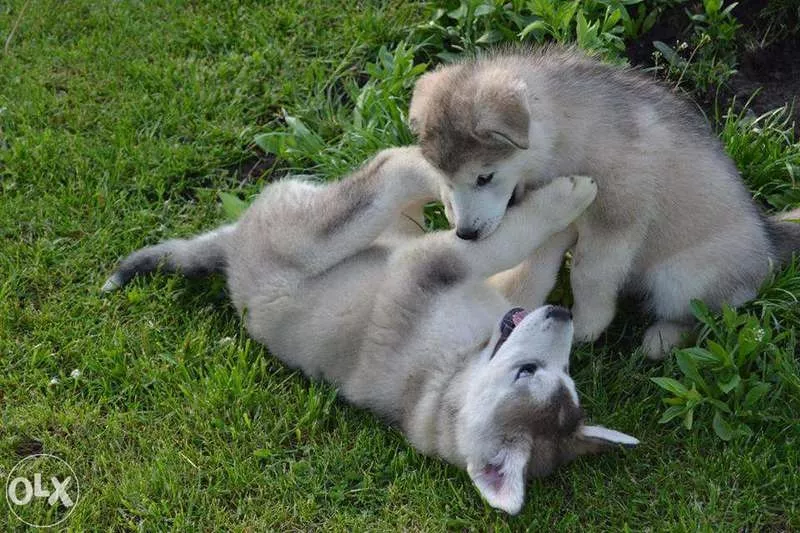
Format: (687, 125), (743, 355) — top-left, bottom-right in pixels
(476, 173), (494, 187)
(516, 363), (539, 380)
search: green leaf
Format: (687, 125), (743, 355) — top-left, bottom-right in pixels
(683, 408), (694, 430)
(679, 347), (720, 365)
(447, 2), (468, 21)
(285, 115), (326, 153)
(658, 405), (686, 424)
(474, 3), (494, 17)
(285, 114), (311, 137)
(519, 19), (549, 39)
(743, 382), (771, 408)
(576, 10), (589, 42)
(704, 0), (722, 15)
(707, 398), (732, 414)
(707, 340), (733, 367)
(734, 421), (753, 438)
(254, 132), (290, 155)
(675, 350), (709, 392)
(722, 2), (739, 16)
(713, 411), (734, 441)
(605, 7), (622, 29)
(664, 396), (686, 406)
(558, 1), (579, 36)
(722, 304), (740, 330)
(641, 9), (658, 34)
(686, 384), (703, 403)
(253, 448), (272, 459)
(476, 30), (504, 44)
(718, 373), (741, 394)
(651, 377), (689, 397)
(218, 192), (248, 221)
(689, 298), (711, 322)
(431, 7), (447, 21)
(737, 320), (763, 358)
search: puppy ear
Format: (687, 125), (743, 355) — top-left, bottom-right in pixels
(474, 78), (530, 150)
(467, 445), (529, 515)
(572, 424), (639, 456)
(408, 70), (442, 135)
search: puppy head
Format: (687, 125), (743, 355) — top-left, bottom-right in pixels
(458, 305), (638, 515)
(409, 63), (535, 240)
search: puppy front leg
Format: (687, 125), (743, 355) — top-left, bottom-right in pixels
(488, 226), (577, 307)
(460, 176), (596, 281)
(379, 176), (596, 338)
(570, 225), (641, 342)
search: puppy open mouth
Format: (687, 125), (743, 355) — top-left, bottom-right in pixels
(490, 307), (529, 358)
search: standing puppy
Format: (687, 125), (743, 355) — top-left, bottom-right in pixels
(409, 47), (800, 359)
(104, 147), (637, 515)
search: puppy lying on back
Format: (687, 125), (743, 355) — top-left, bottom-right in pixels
(104, 146), (637, 514)
(409, 47), (800, 359)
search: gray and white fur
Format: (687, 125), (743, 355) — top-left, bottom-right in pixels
(408, 46), (800, 359)
(104, 147), (637, 514)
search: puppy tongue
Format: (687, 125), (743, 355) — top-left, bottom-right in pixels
(491, 308), (529, 358)
(501, 307), (529, 337)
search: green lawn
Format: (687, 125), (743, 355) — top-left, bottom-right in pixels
(1, 0), (799, 530)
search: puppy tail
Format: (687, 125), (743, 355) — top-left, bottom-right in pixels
(102, 223), (236, 292)
(767, 208), (800, 264)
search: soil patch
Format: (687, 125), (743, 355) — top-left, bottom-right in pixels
(229, 150), (278, 185)
(730, 36), (800, 124)
(626, 3), (799, 129)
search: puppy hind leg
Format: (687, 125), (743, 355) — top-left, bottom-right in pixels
(269, 147), (441, 275)
(642, 321), (694, 360)
(642, 280), (758, 360)
(103, 224), (236, 291)
(641, 264), (704, 359)
(377, 198), (431, 243)
(642, 244), (767, 359)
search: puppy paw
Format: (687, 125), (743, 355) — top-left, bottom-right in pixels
(641, 321), (693, 360)
(571, 298), (614, 343)
(541, 176), (597, 223)
(568, 175), (598, 205)
(375, 146), (443, 199)
(572, 322), (605, 343)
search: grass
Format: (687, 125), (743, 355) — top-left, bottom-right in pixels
(1, 0), (799, 530)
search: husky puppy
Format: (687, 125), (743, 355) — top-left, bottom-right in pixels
(408, 47), (800, 359)
(103, 147), (637, 514)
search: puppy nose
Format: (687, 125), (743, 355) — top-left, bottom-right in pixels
(545, 306), (572, 321)
(456, 227), (479, 240)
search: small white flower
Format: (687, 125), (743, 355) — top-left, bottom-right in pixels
(218, 337), (235, 346)
(49, 377), (60, 386)
(70, 369), (81, 379)
(754, 329), (765, 343)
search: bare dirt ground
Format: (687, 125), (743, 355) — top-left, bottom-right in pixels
(627, 3), (799, 128)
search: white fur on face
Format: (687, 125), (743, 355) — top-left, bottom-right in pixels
(447, 150), (537, 239)
(458, 306), (579, 512)
(459, 306), (577, 441)
(449, 181), (515, 237)
(482, 305), (576, 403)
